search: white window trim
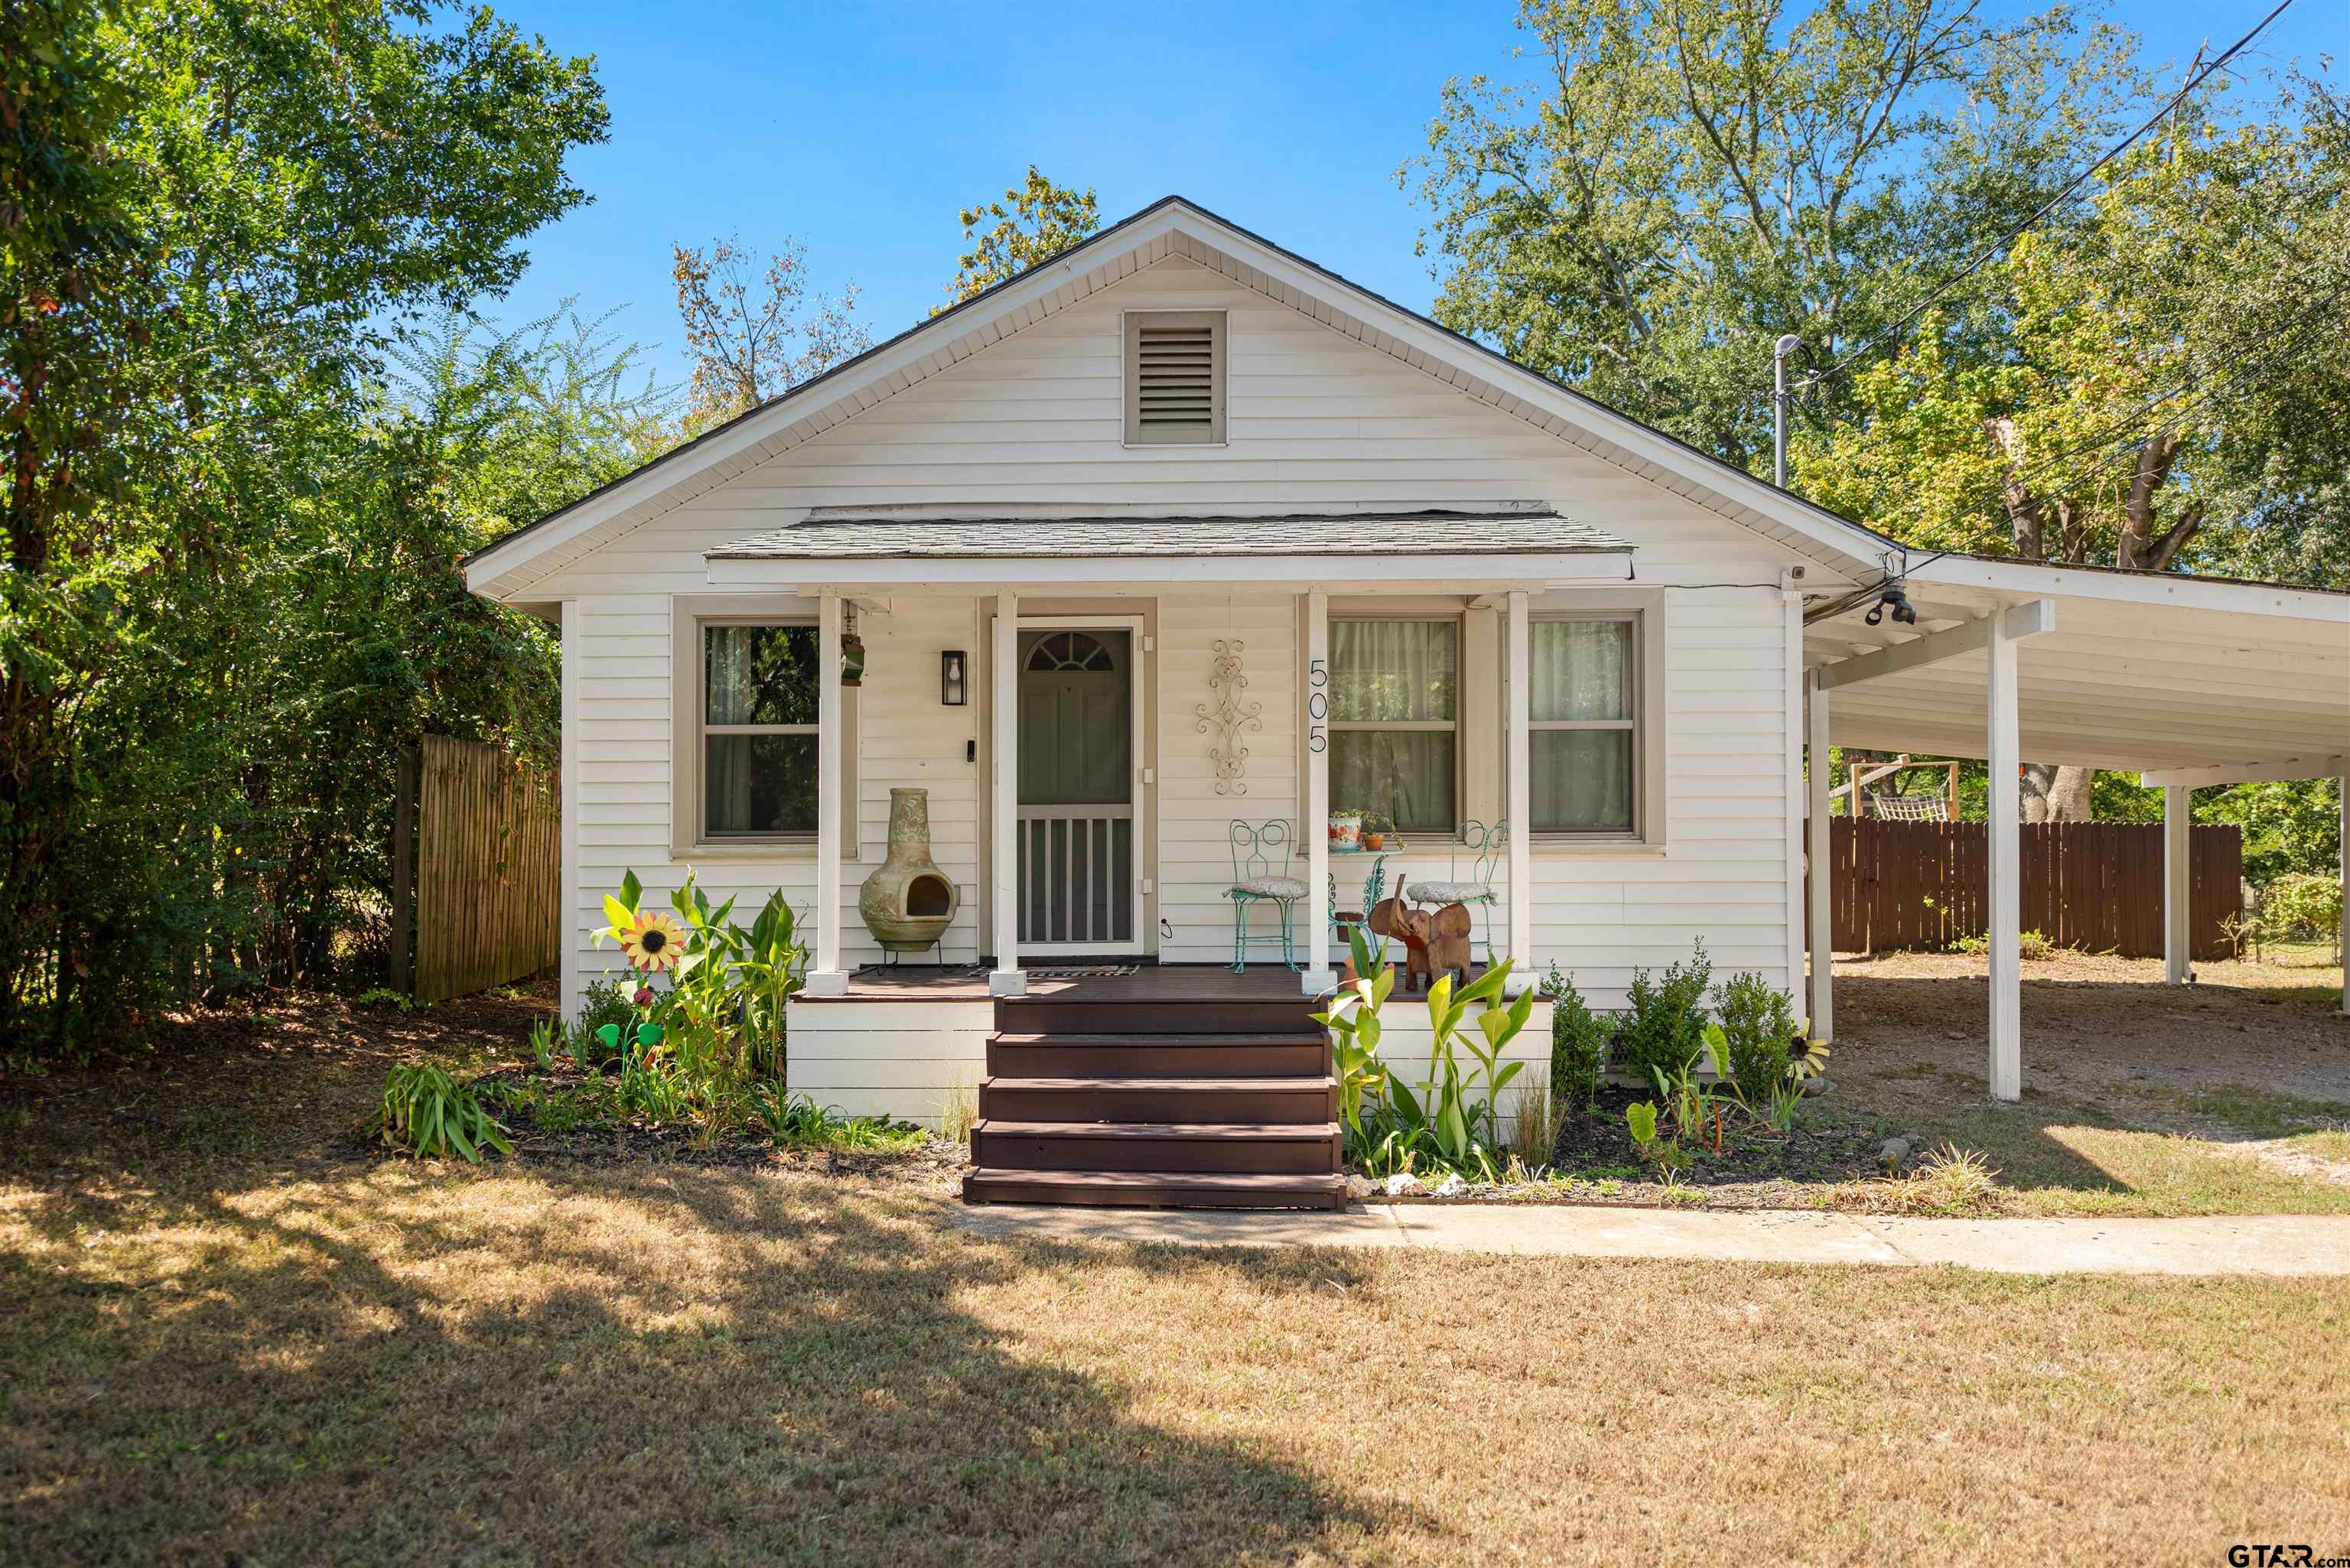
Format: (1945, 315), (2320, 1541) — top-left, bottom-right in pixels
(669, 594), (856, 860)
(1528, 590), (1668, 852)
(1121, 308), (1228, 448)
(1328, 611), (1463, 837)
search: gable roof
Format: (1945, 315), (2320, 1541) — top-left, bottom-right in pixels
(464, 196), (1901, 600)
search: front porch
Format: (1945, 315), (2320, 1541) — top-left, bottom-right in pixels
(701, 507), (1645, 1002)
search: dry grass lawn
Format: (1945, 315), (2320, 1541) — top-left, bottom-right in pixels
(4, 978), (2348, 1563)
(6, 1161), (2349, 1567)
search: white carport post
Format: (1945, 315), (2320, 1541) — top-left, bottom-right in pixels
(1805, 669), (1833, 1042)
(1815, 600), (2054, 1101)
(989, 591), (1024, 997)
(1985, 610), (2023, 1101)
(2163, 786), (2194, 986)
(1505, 590), (1535, 990)
(2141, 753), (2347, 1014)
(1303, 590), (1333, 994)
(806, 590), (848, 997)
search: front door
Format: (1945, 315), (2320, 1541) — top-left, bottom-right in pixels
(1017, 626), (1139, 952)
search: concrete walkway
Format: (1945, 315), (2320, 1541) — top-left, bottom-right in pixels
(949, 1202), (2350, 1277)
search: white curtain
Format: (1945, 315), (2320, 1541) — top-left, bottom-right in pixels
(1330, 620), (1457, 832)
(1330, 620), (1457, 721)
(1530, 620), (1633, 832)
(1531, 732), (1632, 831)
(1531, 620), (1626, 721)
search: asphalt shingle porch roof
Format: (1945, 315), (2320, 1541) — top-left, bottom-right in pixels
(706, 509), (1629, 561)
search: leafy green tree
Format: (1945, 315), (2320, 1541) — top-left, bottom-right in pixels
(939, 168), (1100, 311)
(1, 0), (607, 1043)
(1404, 0), (2134, 468)
(1793, 80), (2350, 819)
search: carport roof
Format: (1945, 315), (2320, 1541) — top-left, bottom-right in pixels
(1803, 553), (2350, 778)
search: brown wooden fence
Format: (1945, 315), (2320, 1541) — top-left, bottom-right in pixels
(1821, 819), (2242, 959)
(390, 735), (560, 1002)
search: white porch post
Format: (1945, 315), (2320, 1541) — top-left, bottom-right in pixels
(2339, 773), (2348, 1016)
(1782, 585), (1806, 1013)
(1304, 590), (1333, 993)
(1987, 612), (2023, 1101)
(1805, 669), (1834, 1043)
(558, 599), (582, 1021)
(1505, 590), (1534, 988)
(989, 592), (1024, 997)
(806, 590), (848, 996)
(2163, 785), (2193, 986)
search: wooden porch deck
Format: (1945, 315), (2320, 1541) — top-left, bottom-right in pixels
(793, 962), (1323, 1007)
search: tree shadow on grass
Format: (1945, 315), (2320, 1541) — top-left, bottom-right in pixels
(0, 1165), (1422, 1567)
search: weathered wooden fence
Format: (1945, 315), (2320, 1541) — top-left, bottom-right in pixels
(389, 735), (560, 1002)
(1821, 819), (2242, 959)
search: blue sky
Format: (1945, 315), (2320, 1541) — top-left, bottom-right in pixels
(478, 0), (2346, 388)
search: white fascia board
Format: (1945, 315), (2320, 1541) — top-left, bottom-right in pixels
(2138, 754), (2348, 788)
(1906, 555), (2350, 621)
(704, 550), (1636, 591)
(1813, 600), (2055, 691)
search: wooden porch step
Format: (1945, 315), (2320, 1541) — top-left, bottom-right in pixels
(961, 1167), (1351, 1211)
(972, 1118), (1342, 1175)
(977, 1075), (1337, 1124)
(994, 996), (1323, 1037)
(986, 1030), (1328, 1079)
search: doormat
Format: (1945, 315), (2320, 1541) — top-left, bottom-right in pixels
(1028, 963), (1141, 978)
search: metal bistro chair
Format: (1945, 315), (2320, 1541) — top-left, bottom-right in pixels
(1408, 818), (1507, 964)
(1224, 820), (1307, 972)
(1328, 857), (1388, 945)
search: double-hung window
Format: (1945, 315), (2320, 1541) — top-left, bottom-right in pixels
(1329, 617), (1458, 834)
(701, 623), (820, 838)
(1530, 615), (1638, 835)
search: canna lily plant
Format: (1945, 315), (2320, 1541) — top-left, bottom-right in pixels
(1310, 924), (1394, 1140)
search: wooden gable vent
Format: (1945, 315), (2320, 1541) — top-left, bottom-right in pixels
(1125, 311), (1225, 445)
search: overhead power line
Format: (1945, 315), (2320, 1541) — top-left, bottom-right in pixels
(1793, 0), (2297, 396)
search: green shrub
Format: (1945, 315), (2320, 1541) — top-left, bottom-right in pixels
(2259, 873), (2343, 942)
(1710, 971), (1797, 1107)
(1951, 927), (2055, 960)
(1616, 941), (1711, 1087)
(371, 1064), (512, 1162)
(571, 976), (637, 1065)
(1542, 964), (1613, 1111)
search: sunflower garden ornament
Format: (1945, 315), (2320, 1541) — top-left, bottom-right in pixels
(620, 909), (685, 973)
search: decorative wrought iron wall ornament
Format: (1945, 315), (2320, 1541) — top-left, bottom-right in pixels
(1195, 638), (1263, 795)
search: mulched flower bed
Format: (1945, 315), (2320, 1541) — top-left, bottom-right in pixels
(1548, 1085), (1895, 1185)
(456, 1062), (970, 1186)
(1349, 1085), (1918, 1211)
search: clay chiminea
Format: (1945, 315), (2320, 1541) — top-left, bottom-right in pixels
(860, 788), (959, 955)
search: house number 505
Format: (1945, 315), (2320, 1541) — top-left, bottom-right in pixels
(1307, 657), (1328, 754)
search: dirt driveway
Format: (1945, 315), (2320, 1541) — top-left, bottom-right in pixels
(1829, 946), (2350, 1212)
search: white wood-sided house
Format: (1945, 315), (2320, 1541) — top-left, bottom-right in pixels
(465, 197), (2350, 1208)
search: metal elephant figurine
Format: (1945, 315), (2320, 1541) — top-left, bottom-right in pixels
(1365, 879), (1474, 994)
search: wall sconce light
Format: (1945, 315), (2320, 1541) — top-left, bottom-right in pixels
(940, 649), (968, 706)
